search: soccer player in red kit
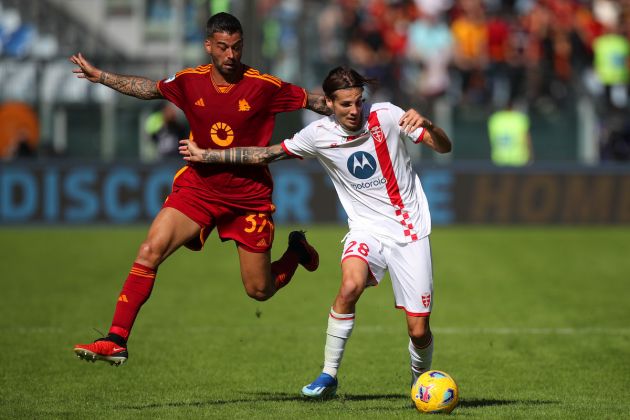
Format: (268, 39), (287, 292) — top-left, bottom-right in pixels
(70, 12), (327, 365)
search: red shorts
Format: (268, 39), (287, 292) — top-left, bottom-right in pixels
(163, 185), (275, 253)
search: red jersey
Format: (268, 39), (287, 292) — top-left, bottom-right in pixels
(157, 64), (307, 210)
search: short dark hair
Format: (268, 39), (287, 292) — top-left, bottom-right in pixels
(206, 12), (243, 38)
(322, 67), (376, 99)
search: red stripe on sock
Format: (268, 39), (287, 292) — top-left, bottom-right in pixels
(329, 311), (355, 321)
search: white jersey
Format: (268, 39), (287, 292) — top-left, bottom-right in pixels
(282, 102), (431, 243)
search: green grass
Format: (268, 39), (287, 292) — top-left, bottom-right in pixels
(1, 225), (629, 419)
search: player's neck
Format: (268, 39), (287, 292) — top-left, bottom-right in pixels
(211, 65), (242, 85)
(336, 117), (366, 134)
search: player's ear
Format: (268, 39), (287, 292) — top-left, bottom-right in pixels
(325, 96), (334, 112)
(204, 38), (212, 54)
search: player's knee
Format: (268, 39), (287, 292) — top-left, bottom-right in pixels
(246, 290), (272, 301)
(338, 277), (364, 304)
(244, 284), (273, 301)
(408, 322), (431, 343)
(136, 241), (164, 267)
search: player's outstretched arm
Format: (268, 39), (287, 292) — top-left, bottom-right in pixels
(399, 109), (452, 154)
(179, 139), (291, 165)
(420, 121), (452, 154)
(70, 53), (163, 100)
(306, 92), (332, 116)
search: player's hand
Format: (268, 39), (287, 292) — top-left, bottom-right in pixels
(179, 138), (204, 162)
(70, 53), (103, 83)
(399, 109), (433, 134)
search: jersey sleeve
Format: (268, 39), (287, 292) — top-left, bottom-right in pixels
(156, 74), (186, 110)
(268, 82), (307, 114)
(387, 103), (427, 144)
(281, 123), (318, 159)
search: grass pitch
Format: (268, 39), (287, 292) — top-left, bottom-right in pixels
(0, 225), (629, 419)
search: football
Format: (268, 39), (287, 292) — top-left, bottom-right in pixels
(411, 370), (459, 414)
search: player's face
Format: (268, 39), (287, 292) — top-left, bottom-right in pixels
(327, 88), (364, 132)
(204, 31), (243, 77)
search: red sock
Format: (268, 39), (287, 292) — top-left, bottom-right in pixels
(271, 249), (300, 290)
(108, 262), (156, 341)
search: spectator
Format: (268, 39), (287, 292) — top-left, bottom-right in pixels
(405, 9), (454, 101)
(520, 0), (554, 105)
(486, 6), (511, 106)
(450, 0), (489, 104)
(144, 102), (189, 159)
(487, 101), (533, 166)
(592, 22), (630, 110)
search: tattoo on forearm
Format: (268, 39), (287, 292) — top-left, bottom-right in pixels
(307, 93), (332, 116)
(200, 150), (224, 163)
(99, 71), (162, 99)
(199, 147), (288, 165)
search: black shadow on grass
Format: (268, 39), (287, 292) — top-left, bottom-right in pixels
(122, 392), (407, 410)
(254, 391), (406, 403)
(328, 393), (405, 402)
(122, 393), (304, 410)
(458, 398), (557, 408)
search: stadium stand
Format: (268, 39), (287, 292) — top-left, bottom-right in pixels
(0, 0), (628, 162)
(0, 0), (125, 59)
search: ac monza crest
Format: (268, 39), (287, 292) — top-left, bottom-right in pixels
(421, 293), (431, 308)
(370, 125), (385, 143)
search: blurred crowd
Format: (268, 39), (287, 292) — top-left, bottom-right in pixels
(257, 0), (630, 161)
(2, 0), (629, 162)
(260, 0), (629, 111)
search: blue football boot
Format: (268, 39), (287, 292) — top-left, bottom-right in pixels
(301, 372), (338, 399)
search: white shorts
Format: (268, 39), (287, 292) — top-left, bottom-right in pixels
(341, 230), (433, 317)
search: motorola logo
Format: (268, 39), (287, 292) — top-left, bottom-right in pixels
(347, 151), (377, 179)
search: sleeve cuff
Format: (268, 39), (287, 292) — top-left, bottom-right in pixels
(413, 127), (427, 144)
(281, 141), (303, 159)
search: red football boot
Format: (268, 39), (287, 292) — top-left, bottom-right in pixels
(288, 230), (319, 272)
(74, 336), (128, 366)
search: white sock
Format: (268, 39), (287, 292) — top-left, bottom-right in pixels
(322, 308), (355, 378)
(409, 335), (434, 382)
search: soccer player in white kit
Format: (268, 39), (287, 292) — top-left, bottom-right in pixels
(179, 67), (452, 398)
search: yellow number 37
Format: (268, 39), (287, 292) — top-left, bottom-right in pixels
(244, 213), (274, 233)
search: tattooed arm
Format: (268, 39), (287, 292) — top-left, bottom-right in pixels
(305, 91), (332, 115)
(179, 139), (292, 165)
(70, 52), (163, 100)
